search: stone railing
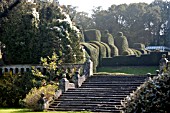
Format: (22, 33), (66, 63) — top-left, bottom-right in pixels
(0, 59), (93, 110)
(44, 59), (93, 110)
(0, 58), (93, 76)
(0, 64), (46, 75)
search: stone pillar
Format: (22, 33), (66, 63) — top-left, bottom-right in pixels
(86, 57), (93, 77)
(59, 73), (69, 92)
(72, 71), (80, 88)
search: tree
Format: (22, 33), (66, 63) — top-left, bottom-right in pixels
(0, 1), (40, 64)
(0, 1), (83, 64)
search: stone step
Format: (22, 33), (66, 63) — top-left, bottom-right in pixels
(57, 98), (124, 102)
(61, 93), (130, 96)
(65, 89), (137, 92)
(51, 102), (121, 107)
(47, 75), (146, 112)
(48, 107), (121, 113)
(80, 85), (140, 88)
(83, 81), (144, 84)
(50, 105), (121, 111)
(60, 95), (126, 98)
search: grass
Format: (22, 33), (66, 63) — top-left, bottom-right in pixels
(0, 108), (91, 113)
(97, 66), (158, 75)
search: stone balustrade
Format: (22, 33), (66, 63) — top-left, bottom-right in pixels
(0, 64), (45, 75)
(0, 61), (93, 76)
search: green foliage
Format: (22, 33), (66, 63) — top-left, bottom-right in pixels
(0, 1), (83, 64)
(115, 32), (129, 55)
(90, 41), (107, 59)
(23, 84), (57, 111)
(32, 52), (62, 82)
(101, 30), (114, 46)
(0, 1), (40, 64)
(0, 72), (39, 107)
(133, 43), (145, 50)
(81, 42), (99, 72)
(84, 29), (101, 42)
(37, 2), (83, 63)
(131, 48), (142, 56)
(109, 44), (119, 56)
(121, 74), (170, 113)
(89, 2), (169, 46)
(100, 42), (111, 57)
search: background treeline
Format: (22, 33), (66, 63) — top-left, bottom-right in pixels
(64, 0), (170, 47)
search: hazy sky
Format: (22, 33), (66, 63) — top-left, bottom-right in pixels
(58, 0), (156, 13)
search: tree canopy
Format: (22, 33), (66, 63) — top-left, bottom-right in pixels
(0, 1), (83, 64)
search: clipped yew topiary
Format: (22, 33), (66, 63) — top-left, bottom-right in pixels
(81, 42), (99, 72)
(133, 43), (145, 50)
(101, 30), (118, 56)
(89, 41), (107, 66)
(115, 32), (129, 55)
(121, 74), (170, 113)
(100, 42), (111, 57)
(131, 48), (142, 56)
(101, 30), (114, 45)
(84, 29), (101, 42)
(133, 43), (147, 54)
(109, 44), (119, 56)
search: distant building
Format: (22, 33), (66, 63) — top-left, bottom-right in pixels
(146, 46), (170, 52)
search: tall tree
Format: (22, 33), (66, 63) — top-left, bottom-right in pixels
(0, 1), (83, 64)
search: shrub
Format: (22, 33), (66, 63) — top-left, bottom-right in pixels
(101, 30), (114, 46)
(90, 41), (107, 58)
(0, 72), (39, 107)
(109, 44), (119, 56)
(121, 74), (170, 113)
(81, 42), (99, 72)
(84, 29), (101, 42)
(131, 49), (142, 56)
(115, 32), (129, 55)
(133, 43), (145, 50)
(23, 84), (58, 111)
(100, 42), (111, 57)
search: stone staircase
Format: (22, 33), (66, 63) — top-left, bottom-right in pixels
(48, 75), (147, 112)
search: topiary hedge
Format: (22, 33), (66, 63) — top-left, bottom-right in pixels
(81, 42), (99, 72)
(101, 30), (114, 46)
(109, 44), (119, 56)
(115, 32), (129, 55)
(121, 74), (170, 113)
(133, 43), (145, 50)
(133, 43), (147, 54)
(90, 41), (107, 58)
(84, 29), (101, 42)
(131, 48), (142, 56)
(100, 42), (111, 57)
(101, 30), (118, 57)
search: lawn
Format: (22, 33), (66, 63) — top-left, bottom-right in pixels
(97, 66), (158, 75)
(0, 108), (91, 113)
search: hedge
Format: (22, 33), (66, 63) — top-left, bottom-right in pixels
(101, 30), (114, 46)
(133, 43), (145, 50)
(84, 29), (101, 42)
(100, 42), (111, 57)
(109, 44), (119, 56)
(115, 32), (129, 55)
(81, 42), (99, 72)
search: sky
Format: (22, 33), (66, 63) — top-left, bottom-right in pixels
(58, 0), (156, 13)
